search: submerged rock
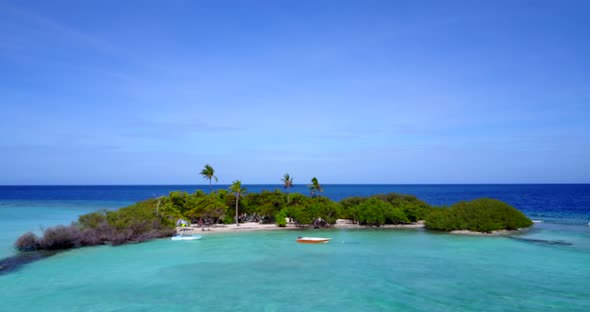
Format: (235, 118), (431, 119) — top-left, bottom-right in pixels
(508, 236), (573, 246)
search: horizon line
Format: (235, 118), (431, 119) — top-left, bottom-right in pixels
(1, 183), (589, 187)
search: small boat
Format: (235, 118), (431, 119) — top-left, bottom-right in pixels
(532, 220), (543, 223)
(296, 237), (331, 244)
(171, 234), (202, 241)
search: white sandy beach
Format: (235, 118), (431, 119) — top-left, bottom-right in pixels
(177, 219), (426, 235)
(177, 220), (525, 236)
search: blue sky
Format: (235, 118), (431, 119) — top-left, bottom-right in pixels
(1, 0), (589, 184)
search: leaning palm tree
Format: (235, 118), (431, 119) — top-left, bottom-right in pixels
(200, 164), (218, 192)
(281, 173), (294, 203)
(308, 177), (323, 198)
(229, 180), (246, 226)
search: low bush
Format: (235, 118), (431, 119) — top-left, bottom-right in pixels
(247, 190), (286, 218)
(353, 198), (387, 226)
(14, 232), (40, 252)
(275, 210), (287, 227)
(374, 193), (433, 222)
(424, 198), (533, 232)
(339, 196), (367, 219)
(39, 225), (82, 250)
(282, 197), (338, 226)
(351, 198), (410, 226)
(339, 193), (433, 222)
(14, 198), (176, 252)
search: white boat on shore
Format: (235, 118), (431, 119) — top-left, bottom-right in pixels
(296, 237), (331, 244)
(171, 234), (202, 241)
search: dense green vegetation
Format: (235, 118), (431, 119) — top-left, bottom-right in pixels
(158, 190), (338, 226)
(424, 198), (533, 232)
(15, 189), (534, 253)
(350, 198), (409, 226)
(281, 195), (338, 226)
(340, 193), (434, 223)
(153, 190), (437, 228)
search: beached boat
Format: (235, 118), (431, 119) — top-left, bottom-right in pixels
(171, 234), (202, 241)
(296, 237), (330, 244)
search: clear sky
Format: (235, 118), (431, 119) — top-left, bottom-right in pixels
(1, 0), (589, 185)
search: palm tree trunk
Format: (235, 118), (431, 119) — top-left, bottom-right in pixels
(209, 179), (212, 192)
(235, 195), (239, 226)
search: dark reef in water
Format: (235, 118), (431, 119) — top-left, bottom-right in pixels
(0, 251), (58, 275)
(508, 236), (573, 246)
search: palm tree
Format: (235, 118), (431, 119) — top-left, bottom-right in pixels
(229, 180), (246, 226)
(281, 173), (294, 203)
(308, 177), (322, 198)
(200, 164), (218, 192)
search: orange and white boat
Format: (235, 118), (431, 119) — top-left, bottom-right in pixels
(296, 237), (331, 244)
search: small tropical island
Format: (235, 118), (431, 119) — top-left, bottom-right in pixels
(14, 165), (533, 254)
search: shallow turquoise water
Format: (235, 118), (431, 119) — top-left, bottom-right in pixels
(1, 187), (590, 311)
(1, 227), (589, 311)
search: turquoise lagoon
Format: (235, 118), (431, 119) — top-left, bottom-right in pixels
(1, 185), (590, 311)
(1, 224), (590, 311)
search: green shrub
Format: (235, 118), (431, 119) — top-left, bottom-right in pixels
(222, 215), (234, 224)
(246, 190), (285, 218)
(286, 204), (313, 225)
(339, 193), (433, 222)
(275, 210), (288, 227)
(282, 197), (338, 226)
(339, 196), (367, 219)
(351, 198), (409, 226)
(78, 210), (107, 229)
(353, 198), (387, 226)
(381, 194), (432, 222)
(425, 198), (533, 232)
(285, 193), (306, 206)
(386, 206), (410, 224)
(186, 195), (228, 223)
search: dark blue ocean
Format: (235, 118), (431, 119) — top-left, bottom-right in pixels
(1, 184), (589, 224)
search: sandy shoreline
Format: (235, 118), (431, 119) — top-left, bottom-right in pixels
(176, 220), (526, 236)
(177, 220), (426, 235)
